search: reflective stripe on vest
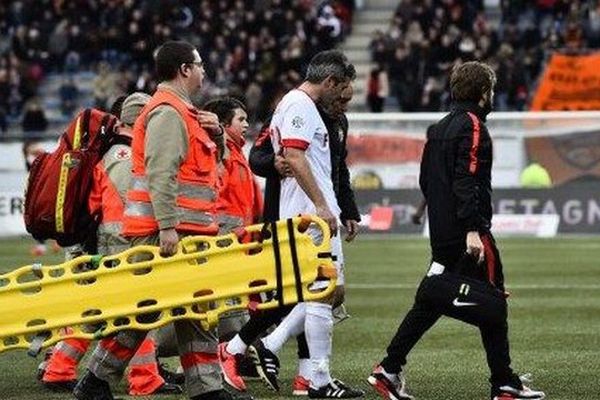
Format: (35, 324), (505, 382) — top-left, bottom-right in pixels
(130, 176), (217, 202)
(98, 222), (123, 236)
(217, 214), (244, 229)
(125, 201), (216, 226)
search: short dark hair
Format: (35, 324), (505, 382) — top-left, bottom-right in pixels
(155, 40), (197, 82)
(450, 61), (496, 102)
(305, 50), (356, 84)
(109, 95), (127, 118)
(203, 97), (247, 125)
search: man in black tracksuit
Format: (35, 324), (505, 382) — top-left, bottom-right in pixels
(368, 62), (545, 400)
(217, 86), (360, 394)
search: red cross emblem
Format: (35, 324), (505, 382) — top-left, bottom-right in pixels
(115, 148), (131, 160)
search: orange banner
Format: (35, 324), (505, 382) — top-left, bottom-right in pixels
(531, 53), (600, 110)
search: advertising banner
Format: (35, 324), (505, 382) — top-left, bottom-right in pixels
(356, 183), (600, 234)
(0, 191), (26, 237)
(525, 130), (600, 185)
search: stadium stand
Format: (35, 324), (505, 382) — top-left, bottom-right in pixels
(1, 0), (599, 137)
(369, 0), (600, 112)
(0, 0), (355, 138)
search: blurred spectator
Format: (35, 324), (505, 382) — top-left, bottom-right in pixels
(93, 62), (118, 111)
(21, 98), (47, 139)
(0, 0), (352, 131)
(59, 77), (79, 117)
(366, 65), (389, 112)
(374, 0), (600, 111)
(317, 5), (343, 49)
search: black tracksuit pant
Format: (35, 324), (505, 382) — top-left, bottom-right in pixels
(380, 234), (515, 387)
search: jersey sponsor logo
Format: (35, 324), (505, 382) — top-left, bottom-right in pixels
(291, 116), (304, 129)
(452, 297), (478, 307)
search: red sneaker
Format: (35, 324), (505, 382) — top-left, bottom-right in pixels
(218, 342), (246, 392)
(292, 375), (310, 396)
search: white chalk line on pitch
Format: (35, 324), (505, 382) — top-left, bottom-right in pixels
(347, 283), (600, 290)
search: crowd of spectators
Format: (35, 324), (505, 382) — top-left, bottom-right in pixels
(370, 0), (600, 112)
(0, 0), (355, 136)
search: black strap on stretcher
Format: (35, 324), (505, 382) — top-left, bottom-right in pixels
(270, 221), (284, 307)
(286, 218), (304, 303)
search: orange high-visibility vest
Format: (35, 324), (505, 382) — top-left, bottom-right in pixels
(88, 144), (130, 236)
(217, 139), (263, 229)
(122, 89), (219, 236)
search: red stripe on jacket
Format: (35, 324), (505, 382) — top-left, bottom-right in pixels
(466, 112), (480, 174)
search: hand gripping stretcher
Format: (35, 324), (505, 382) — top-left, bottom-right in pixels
(0, 216), (336, 355)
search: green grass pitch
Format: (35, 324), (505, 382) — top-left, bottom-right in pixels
(0, 236), (598, 399)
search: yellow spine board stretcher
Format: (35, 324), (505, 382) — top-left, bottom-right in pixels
(0, 216), (336, 354)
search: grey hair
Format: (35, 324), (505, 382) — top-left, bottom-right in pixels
(305, 50), (356, 84)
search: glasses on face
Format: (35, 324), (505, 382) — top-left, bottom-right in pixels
(186, 61), (204, 69)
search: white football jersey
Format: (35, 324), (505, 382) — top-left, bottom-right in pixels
(270, 89), (341, 220)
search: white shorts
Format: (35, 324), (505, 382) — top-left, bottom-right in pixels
(307, 225), (345, 287)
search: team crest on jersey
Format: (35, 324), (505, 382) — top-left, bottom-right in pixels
(291, 116), (304, 129)
(114, 148), (131, 161)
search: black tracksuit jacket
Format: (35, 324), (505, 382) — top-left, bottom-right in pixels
(249, 110), (360, 224)
(419, 101), (493, 257)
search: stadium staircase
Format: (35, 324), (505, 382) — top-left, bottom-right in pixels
(37, 71), (96, 131)
(341, 0), (396, 111)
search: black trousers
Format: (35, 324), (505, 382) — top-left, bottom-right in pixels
(381, 238), (514, 387)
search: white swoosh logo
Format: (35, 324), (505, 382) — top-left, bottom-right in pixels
(452, 298), (478, 307)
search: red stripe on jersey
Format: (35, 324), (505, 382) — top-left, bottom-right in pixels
(282, 138), (309, 150)
(466, 112), (480, 174)
(482, 234), (496, 286)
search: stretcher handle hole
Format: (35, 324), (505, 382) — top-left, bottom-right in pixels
(82, 309), (102, 318)
(20, 286), (42, 295)
(25, 331), (50, 343)
(171, 307), (187, 316)
(137, 299), (158, 308)
(49, 268), (65, 278)
(135, 312), (161, 324)
(127, 251), (155, 264)
(113, 317), (130, 327)
(71, 261), (98, 274)
(0, 278), (10, 287)
(26, 319), (47, 327)
(16, 270), (43, 284)
(193, 289), (214, 298)
(249, 279), (268, 288)
(195, 257), (208, 265)
(216, 238), (233, 248)
(133, 267), (152, 276)
(103, 258), (120, 269)
(75, 277), (97, 286)
(3, 336), (19, 346)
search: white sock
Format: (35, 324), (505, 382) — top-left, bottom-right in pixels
(226, 334), (247, 355)
(298, 358), (311, 380)
(305, 302), (333, 388)
(263, 303), (306, 354)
